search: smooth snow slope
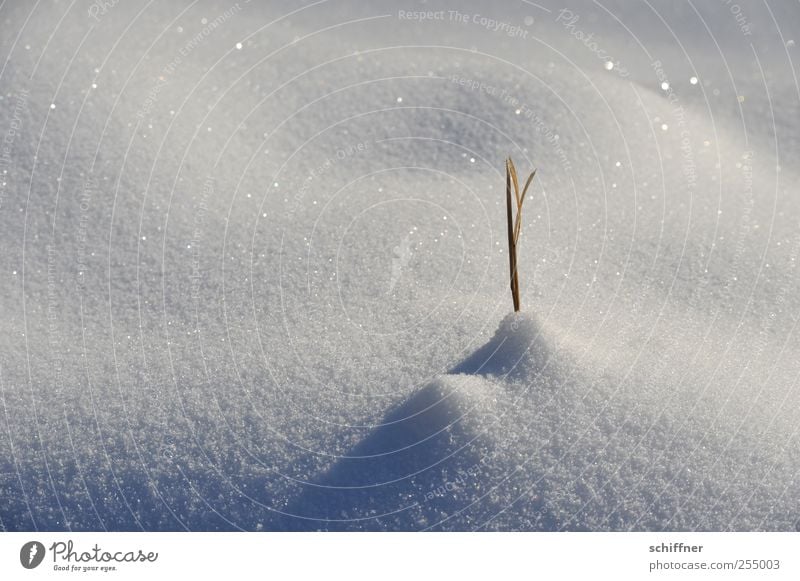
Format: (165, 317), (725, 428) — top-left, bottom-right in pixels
(1, 0), (799, 531)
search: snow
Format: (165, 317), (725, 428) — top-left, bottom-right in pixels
(1, 0), (799, 531)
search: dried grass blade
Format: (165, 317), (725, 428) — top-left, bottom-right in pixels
(520, 169), (536, 206)
(507, 158), (521, 209)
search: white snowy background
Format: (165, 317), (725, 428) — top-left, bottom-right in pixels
(0, 0), (799, 531)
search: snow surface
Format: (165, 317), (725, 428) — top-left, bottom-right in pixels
(1, 0), (799, 531)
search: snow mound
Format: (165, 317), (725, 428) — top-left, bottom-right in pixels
(278, 311), (800, 531)
(451, 311), (551, 378)
(276, 376), (489, 530)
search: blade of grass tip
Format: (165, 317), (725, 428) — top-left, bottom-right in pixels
(520, 169), (536, 206)
(508, 158), (521, 209)
(509, 159), (521, 249)
(514, 170), (535, 243)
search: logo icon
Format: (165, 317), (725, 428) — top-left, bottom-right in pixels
(20, 541), (45, 569)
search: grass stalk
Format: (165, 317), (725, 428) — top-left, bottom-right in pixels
(505, 158), (536, 312)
